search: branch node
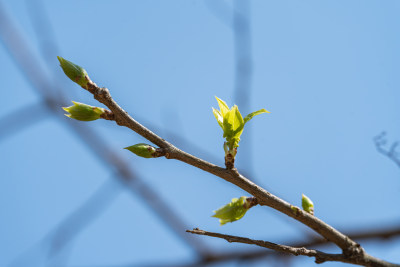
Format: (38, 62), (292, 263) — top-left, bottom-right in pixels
(245, 197), (258, 209)
(315, 255), (327, 264)
(343, 243), (364, 262)
(153, 148), (166, 158)
(100, 109), (115, 120)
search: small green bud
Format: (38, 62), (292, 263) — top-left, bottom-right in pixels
(291, 205), (300, 215)
(124, 143), (158, 158)
(212, 196), (256, 225)
(302, 194), (314, 215)
(57, 56), (90, 88)
(62, 101), (105, 121)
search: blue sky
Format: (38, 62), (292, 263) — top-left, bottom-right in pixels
(0, 1), (399, 266)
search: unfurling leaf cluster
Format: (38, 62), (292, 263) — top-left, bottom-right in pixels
(212, 96), (269, 152)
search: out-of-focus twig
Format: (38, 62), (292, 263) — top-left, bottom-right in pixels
(374, 132), (400, 168)
(233, 1), (253, 112)
(232, 0), (255, 179)
(205, 0), (256, 179)
(9, 178), (120, 267)
(0, 101), (49, 142)
(46, 178), (120, 259)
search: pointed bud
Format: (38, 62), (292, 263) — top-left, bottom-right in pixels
(57, 56), (90, 88)
(212, 196), (256, 225)
(62, 101), (105, 121)
(124, 143), (159, 158)
(302, 194), (314, 215)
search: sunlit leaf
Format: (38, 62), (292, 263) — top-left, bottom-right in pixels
(222, 108), (239, 140)
(212, 197), (248, 225)
(244, 108), (270, 125)
(212, 107), (224, 129)
(232, 106), (244, 139)
(215, 96), (230, 117)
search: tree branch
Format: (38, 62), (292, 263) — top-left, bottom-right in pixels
(103, 225), (400, 267)
(86, 81), (354, 249)
(83, 80), (399, 266)
(186, 228), (354, 265)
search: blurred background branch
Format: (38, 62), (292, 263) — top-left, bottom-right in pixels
(374, 132), (400, 168)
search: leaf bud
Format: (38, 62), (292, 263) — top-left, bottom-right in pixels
(57, 56), (90, 88)
(302, 194), (314, 215)
(62, 101), (105, 121)
(124, 143), (159, 158)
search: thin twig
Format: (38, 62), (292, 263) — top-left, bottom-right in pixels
(186, 228), (352, 265)
(92, 225), (400, 267)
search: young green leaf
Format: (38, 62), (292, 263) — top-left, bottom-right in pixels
(232, 106), (244, 138)
(212, 196), (249, 225)
(222, 108), (235, 140)
(212, 107), (224, 129)
(215, 96), (230, 117)
(62, 101), (105, 121)
(57, 56), (90, 88)
(221, 106), (244, 149)
(244, 108), (270, 125)
(302, 194), (314, 215)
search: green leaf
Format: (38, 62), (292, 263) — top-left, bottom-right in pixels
(212, 107), (224, 129)
(222, 106), (244, 148)
(124, 143), (157, 158)
(215, 96), (230, 117)
(244, 108), (270, 125)
(212, 196), (248, 225)
(57, 56), (90, 88)
(222, 108), (235, 140)
(302, 194), (314, 215)
(62, 101), (104, 121)
(232, 106), (244, 139)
